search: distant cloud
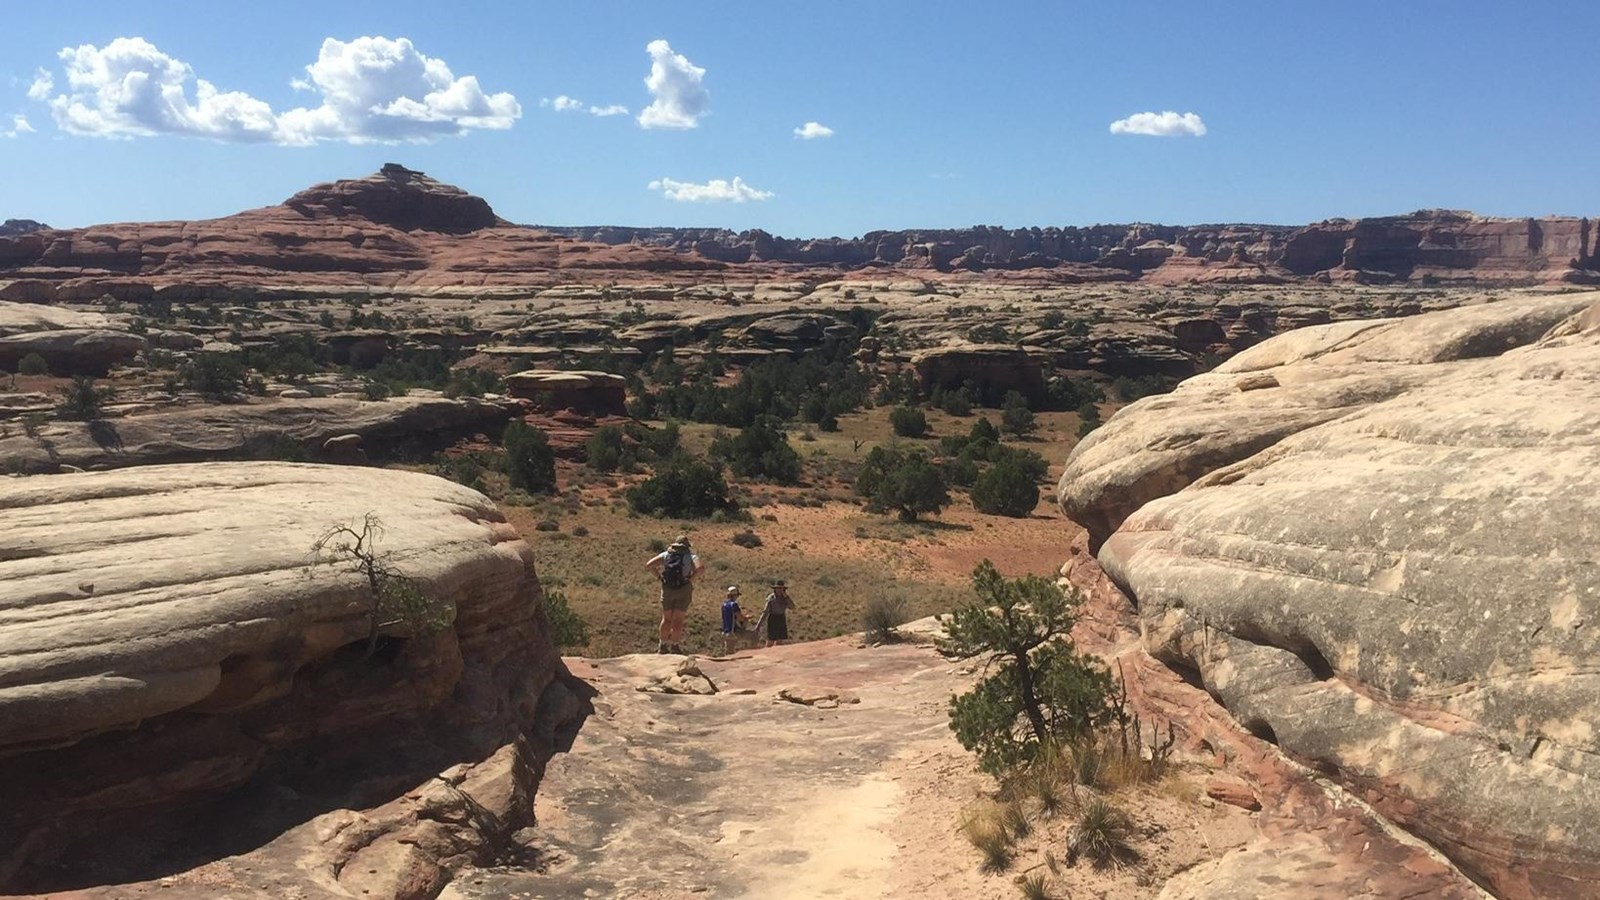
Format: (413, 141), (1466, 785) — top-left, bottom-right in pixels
(542, 95), (584, 112)
(638, 40), (707, 130)
(542, 95), (629, 117)
(2, 114), (33, 138)
(30, 35), (519, 144)
(25, 68), (53, 101)
(1109, 110), (1207, 137)
(648, 176), (772, 203)
(793, 121), (833, 140)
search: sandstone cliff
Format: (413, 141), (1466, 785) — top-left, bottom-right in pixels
(547, 211), (1600, 284)
(4, 168), (1597, 304)
(1056, 291), (1600, 898)
(0, 463), (585, 897)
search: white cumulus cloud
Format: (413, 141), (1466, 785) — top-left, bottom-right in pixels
(1109, 110), (1207, 137)
(542, 95), (629, 117)
(3, 114), (34, 138)
(647, 176), (772, 203)
(31, 35), (519, 145)
(46, 37), (278, 140)
(637, 40), (707, 130)
(793, 121), (833, 140)
(275, 36), (520, 144)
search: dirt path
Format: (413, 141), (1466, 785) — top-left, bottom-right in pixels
(441, 635), (1005, 900)
(442, 626), (1482, 900)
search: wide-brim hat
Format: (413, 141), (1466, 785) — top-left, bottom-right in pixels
(771, 579), (787, 587)
(726, 586), (741, 596)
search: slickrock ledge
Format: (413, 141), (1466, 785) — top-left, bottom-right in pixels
(0, 463), (584, 898)
(1057, 291), (1600, 898)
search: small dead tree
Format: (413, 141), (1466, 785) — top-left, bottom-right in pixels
(310, 512), (454, 658)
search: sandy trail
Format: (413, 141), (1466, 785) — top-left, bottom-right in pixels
(441, 634), (1000, 900)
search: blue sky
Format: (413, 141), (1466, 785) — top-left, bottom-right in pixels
(3, 1), (1598, 235)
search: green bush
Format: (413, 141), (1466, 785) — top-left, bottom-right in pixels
(1111, 374), (1171, 403)
(1001, 391), (1036, 437)
(941, 453), (980, 488)
(626, 453), (737, 518)
(542, 588), (591, 651)
(969, 417), (1000, 443)
(942, 560), (1112, 774)
(972, 457), (1042, 517)
(889, 405), (929, 438)
(856, 445), (949, 522)
(1075, 401), (1103, 438)
(935, 386), (974, 416)
(709, 417), (802, 484)
(503, 421), (557, 494)
(443, 367), (501, 399)
(182, 353), (246, 399)
(1045, 375), (1104, 411)
(17, 353), (48, 377)
(731, 528), (763, 548)
(57, 376), (111, 420)
(586, 423), (628, 473)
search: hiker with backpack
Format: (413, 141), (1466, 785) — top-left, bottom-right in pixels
(645, 535), (704, 654)
(754, 579), (797, 648)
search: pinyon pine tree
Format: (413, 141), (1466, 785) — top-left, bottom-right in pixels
(942, 560), (1113, 774)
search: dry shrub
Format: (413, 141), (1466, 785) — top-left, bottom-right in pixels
(958, 803), (1012, 873)
(861, 595), (909, 643)
(1000, 799), (1032, 840)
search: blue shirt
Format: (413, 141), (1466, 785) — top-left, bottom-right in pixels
(721, 598), (742, 632)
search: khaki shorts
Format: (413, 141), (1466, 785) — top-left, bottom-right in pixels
(660, 583), (694, 612)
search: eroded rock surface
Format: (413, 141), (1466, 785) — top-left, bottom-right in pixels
(0, 463), (582, 897)
(0, 394), (519, 472)
(1056, 291), (1600, 898)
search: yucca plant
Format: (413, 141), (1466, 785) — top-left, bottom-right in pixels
(1066, 797), (1136, 869)
(1018, 873), (1053, 900)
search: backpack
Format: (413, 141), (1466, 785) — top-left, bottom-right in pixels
(661, 547), (690, 588)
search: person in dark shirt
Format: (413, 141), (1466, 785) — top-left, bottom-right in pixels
(756, 579), (797, 648)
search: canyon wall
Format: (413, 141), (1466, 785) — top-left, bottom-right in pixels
(1056, 292), (1600, 899)
(3, 168), (1597, 302)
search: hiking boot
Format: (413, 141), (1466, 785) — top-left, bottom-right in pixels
(669, 644), (683, 654)
(657, 643), (670, 654)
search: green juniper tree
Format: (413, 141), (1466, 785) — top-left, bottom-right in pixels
(942, 560), (1113, 774)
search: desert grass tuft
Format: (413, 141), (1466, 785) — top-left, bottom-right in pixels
(1018, 873), (1053, 900)
(1066, 796), (1137, 870)
(1031, 768), (1071, 819)
(1001, 799), (1032, 840)
(959, 804), (1013, 873)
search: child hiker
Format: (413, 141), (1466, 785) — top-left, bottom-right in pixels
(720, 585), (750, 654)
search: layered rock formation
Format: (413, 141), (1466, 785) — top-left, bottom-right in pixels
(0, 463), (584, 896)
(3, 167), (1596, 305)
(548, 212), (1600, 283)
(1056, 291), (1600, 898)
(0, 395), (522, 473)
(0, 167), (714, 302)
(502, 370), (627, 416)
